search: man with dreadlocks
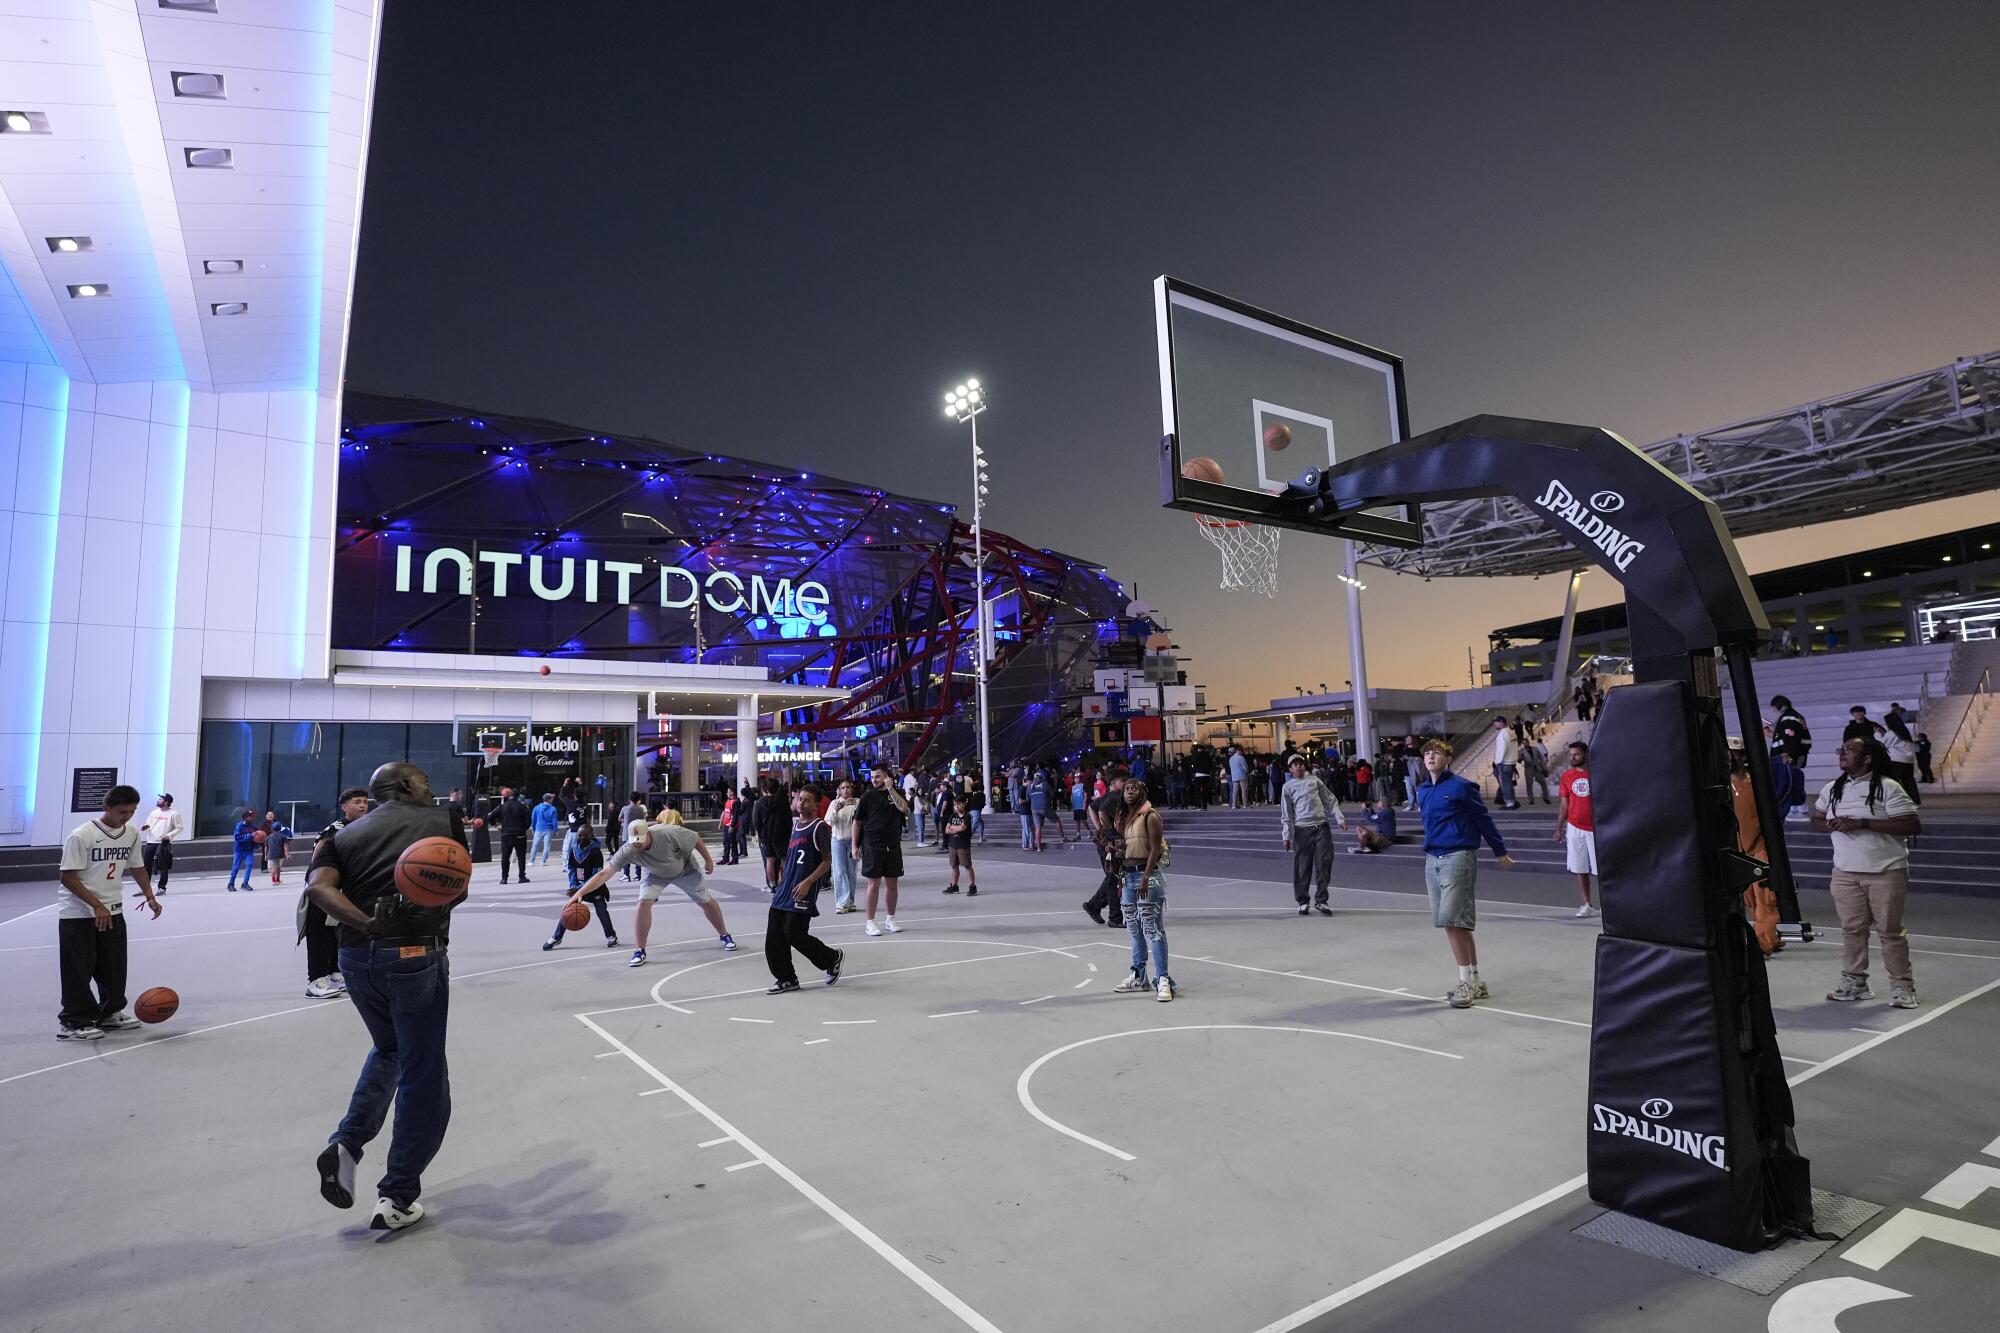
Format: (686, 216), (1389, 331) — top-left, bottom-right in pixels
(1811, 736), (1922, 1008)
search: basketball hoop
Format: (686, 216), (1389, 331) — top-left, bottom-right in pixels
(481, 744), (502, 769)
(1194, 513), (1281, 597)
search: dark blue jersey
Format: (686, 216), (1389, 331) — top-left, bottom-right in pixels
(773, 819), (830, 915)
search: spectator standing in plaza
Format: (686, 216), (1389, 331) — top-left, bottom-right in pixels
(228, 808), (259, 891)
(614, 790), (649, 882)
(931, 776), (954, 849)
(1770, 695), (1812, 766)
(763, 784), (844, 994)
(1110, 776), (1175, 1002)
(1553, 740), (1598, 917)
(1881, 704), (1920, 806)
(55, 784), (161, 1041)
(495, 788), (532, 884)
(1190, 753), (1213, 810)
(903, 769), (925, 843)
(1773, 749), (1807, 820)
(941, 797), (979, 896)
(301, 787), (369, 998)
(1916, 732), (1934, 785)
(545, 824), (616, 951)
(1521, 737), (1553, 805)
(1027, 767), (1053, 851)
(1490, 717), (1521, 809)
(1070, 772), (1089, 841)
(718, 789), (741, 866)
(753, 778), (792, 890)
(826, 780), (860, 912)
(1081, 776), (1128, 927)
(1415, 740), (1515, 1008)
(1841, 705), (1878, 747)
(1279, 754), (1345, 916)
(856, 764), (908, 937)
(529, 792), (560, 864)
(138, 792), (183, 896)
(1815, 738), (1922, 1008)
(1228, 746), (1250, 809)
(265, 812), (295, 885)
(307, 761), (465, 1232)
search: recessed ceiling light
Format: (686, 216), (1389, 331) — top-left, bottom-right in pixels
(3, 110), (50, 134)
(67, 283), (109, 298)
(171, 71), (225, 98)
(202, 259), (243, 274)
(157, 0), (220, 11)
(46, 236), (93, 253)
(184, 146), (233, 168)
(210, 301), (248, 316)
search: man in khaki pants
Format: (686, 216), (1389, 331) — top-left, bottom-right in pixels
(1812, 738), (1922, 1008)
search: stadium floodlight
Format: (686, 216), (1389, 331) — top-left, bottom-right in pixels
(944, 377), (993, 798)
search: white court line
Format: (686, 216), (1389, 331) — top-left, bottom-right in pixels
(663, 1002), (694, 1015)
(0, 923), (296, 952)
(698, 1136), (734, 1148)
(725, 1159), (764, 1172)
(587, 945), (1080, 1017)
(574, 1013), (1004, 1333)
(1020, 995), (1054, 1005)
(929, 1010), (979, 1019)
(0, 903), (56, 929)
(639, 1087), (671, 1096)
(0, 999), (339, 1088)
(823, 1019), (876, 1026)
(1085, 962), (1097, 972)
(1192, 954), (1591, 1028)
(804, 1038), (831, 1045)
(1018, 1025), (1462, 1163)
(1249, 973), (2000, 1331)
(595, 1050), (621, 1058)
(1782, 1056), (1820, 1066)
(1072, 977), (1093, 989)
(728, 1017), (774, 1024)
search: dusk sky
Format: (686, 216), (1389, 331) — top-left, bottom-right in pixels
(347, 1), (2000, 714)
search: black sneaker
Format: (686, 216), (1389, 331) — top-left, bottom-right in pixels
(1083, 901), (1104, 924)
(317, 1142), (357, 1209)
(826, 949), (845, 986)
(966, 885), (978, 896)
(1315, 904), (1333, 916)
(1107, 914), (1124, 928)
(1298, 903), (1311, 916)
(766, 980), (800, 995)
(943, 884), (960, 894)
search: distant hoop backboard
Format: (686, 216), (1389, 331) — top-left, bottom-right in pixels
(1155, 275), (1422, 547)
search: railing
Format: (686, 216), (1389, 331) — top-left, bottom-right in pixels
(1940, 666), (1992, 784)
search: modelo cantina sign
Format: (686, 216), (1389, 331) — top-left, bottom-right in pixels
(392, 545), (832, 618)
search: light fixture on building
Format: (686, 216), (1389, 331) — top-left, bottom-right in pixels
(171, 71), (226, 98)
(210, 301), (248, 316)
(184, 146), (233, 168)
(1861, 570), (1872, 577)
(202, 259), (243, 274)
(3, 110), (49, 133)
(1943, 555), (1954, 563)
(67, 283), (109, 298)
(157, 0), (220, 11)
(47, 236), (92, 253)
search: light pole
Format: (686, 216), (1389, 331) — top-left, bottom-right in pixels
(944, 379), (993, 806)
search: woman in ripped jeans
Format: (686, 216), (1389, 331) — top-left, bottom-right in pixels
(1111, 777), (1175, 1002)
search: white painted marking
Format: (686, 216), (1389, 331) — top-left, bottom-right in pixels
(1188, 954), (1590, 1028)
(0, 903), (57, 928)
(639, 1087), (671, 1096)
(0, 923), (291, 952)
(804, 1038), (831, 1045)
(1072, 978), (1093, 989)
(573, 1014), (1004, 1333)
(1909, 948), (2000, 960)
(725, 1159), (764, 1172)
(1842, 1207), (2000, 1269)
(1017, 1025), (1461, 1162)
(595, 1050), (621, 1059)
(698, 1136), (734, 1148)
(1085, 962), (1097, 973)
(823, 1019), (876, 1026)
(929, 1010), (979, 1019)
(1849, 1027), (1885, 1034)
(1922, 1161), (2000, 1210)
(1020, 995), (1055, 1005)
(0, 999), (342, 1088)
(1790, 976), (2000, 1088)
(664, 1002), (694, 1015)
(728, 1016), (775, 1024)
(1765, 1276), (1911, 1331)
(1781, 1055), (1820, 1066)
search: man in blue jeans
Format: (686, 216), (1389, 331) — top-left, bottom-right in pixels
(227, 810), (259, 890)
(529, 792), (560, 864)
(1415, 740), (1515, 1009)
(305, 761), (465, 1232)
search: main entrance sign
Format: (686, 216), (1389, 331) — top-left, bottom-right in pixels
(393, 544), (831, 618)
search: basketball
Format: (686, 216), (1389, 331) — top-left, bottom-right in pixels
(252, 828), (268, 845)
(1182, 455), (1225, 484)
(394, 836), (473, 907)
(561, 900), (590, 931)
(539, 664), (551, 676)
(135, 986), (179, 1024)
(471, 817), (485, 829)
(1264, 422), (1292, 451)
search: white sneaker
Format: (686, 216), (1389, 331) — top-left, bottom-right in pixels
(328, 972), (347, 993)
(864, 919), (882, 937)
(57, 1023), (106, 1041)
(306, 977), (341, 999)
(99, 1011), (143, 1030)
(1575, 903), (1597, 918)
(883, 916), (900, 933)
(1156, 976), (1175, 1003)
(369, 1196), (425, 1231)
(1112, 970), (1149, 992)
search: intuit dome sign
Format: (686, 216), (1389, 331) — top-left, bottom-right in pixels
(391, 545), (832, 619)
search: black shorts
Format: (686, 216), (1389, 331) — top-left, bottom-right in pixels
(861, 841), (904, 880)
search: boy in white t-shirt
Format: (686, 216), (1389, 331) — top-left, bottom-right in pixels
(1812, 738), (1922, 1008)
(57, 784), (162, 1040)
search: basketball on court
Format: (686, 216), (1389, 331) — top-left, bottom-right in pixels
(1263, 422), (1291, 451)
(560, 901), (590, 931)
(394, 836), (473, 906)
(135, 987), (179, 1024)
(1181, 455), (1225, 483)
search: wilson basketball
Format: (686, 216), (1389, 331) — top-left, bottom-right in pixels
(135, 986), (179, 1024)
(1182, 455), (1226, 484)
(394, 836), (472, 907)
(561, 900), (590, 931)
(1263, 422), (1292, 451)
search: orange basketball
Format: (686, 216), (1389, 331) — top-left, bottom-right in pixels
(394, 836), (472, 907)
(1182, 455), (1225, 484)
(135, 986), (179, 1024)
(252, 829), (268, 845)
(471, 817), (485, 829)
(1263, 422), (1292, 451)
(561, 900), (590, 931)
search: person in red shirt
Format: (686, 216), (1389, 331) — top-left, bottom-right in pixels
(1554, 740), (1598, 918)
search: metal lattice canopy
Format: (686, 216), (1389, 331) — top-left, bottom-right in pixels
(1362, 351), (2000, 578)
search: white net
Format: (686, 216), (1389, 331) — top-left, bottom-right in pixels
(1195, 516), (1281, 596)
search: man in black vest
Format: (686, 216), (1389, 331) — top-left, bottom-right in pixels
(495, 786), (531, 883)
(305, 762), (465, 1232)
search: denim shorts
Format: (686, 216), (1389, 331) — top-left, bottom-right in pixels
(1424, 850), (1477, 929)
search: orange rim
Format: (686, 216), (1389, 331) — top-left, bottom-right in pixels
(1194, 513), (1246, 529)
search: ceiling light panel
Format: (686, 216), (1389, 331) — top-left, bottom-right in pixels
(156, 1), (220, 11)
(171, 71), (226, 98)
(2, 110), (52, 133)
(202, 259), (243, 274)
(209, 302), (248, 316)
(46, 236), (95, 253)
(67, 284), (111, 298)
(183, 146), (232, 168)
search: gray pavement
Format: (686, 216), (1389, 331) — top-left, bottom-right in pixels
(2, 842), (1996, 1332)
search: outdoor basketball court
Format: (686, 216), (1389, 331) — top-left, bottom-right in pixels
(4, 848), (1997, 1331)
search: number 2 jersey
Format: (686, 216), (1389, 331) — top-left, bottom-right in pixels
(772, 818), (831, 915)
(58, 819), (140, 917)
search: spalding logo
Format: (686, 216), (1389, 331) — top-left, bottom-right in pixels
(1641, 1098), (1673, 1119)
(1591, 1098), (1725, 1170)
(1589, 489), (1626, 513)
(1534, 480), (1646, 572)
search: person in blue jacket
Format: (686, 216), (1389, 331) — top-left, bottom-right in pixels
(529, 793), (561, 865)
(1415, 740), (1515, 1009)
(228, 810), (260, 891)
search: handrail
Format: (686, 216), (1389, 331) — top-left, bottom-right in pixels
(1940, 666), (1991, 780)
